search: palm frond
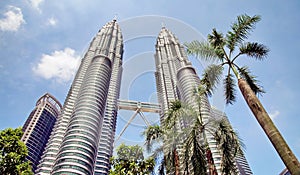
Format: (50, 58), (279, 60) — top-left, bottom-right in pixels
(164, 100), (182, 128)
(224, 73), (236, 104)
(238, 66), (265, 95)
(184, 40), (222, 62)
(226, 14), (261, 53)
(150, 146), (164, 161)
(213, 118), (241, 174)
(208, 28), (225, 48)
(201, 64), (224, 96)
(157, 157), (166, 175)
(183, 125), (207, 174)
(239, 42), (269, 60)
(142, 125), (163, 153)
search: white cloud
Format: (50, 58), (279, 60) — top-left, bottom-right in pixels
(33, 48), (81, 83)
(46, 17), (57, 26)
(28, 0), (44, 12)
(0, 6), (25, 32)
(270, 110), (280, 120)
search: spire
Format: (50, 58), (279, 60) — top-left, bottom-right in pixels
(161, 22), (166, 28)
(113, 14), (118, 21)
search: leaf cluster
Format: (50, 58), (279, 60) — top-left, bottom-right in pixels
(185, 14), (269, 104)
(110, 144), (155, 175)
(0, 128), (33, 175)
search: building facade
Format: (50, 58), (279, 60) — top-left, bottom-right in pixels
(21, 93), (62, 172)
(36, 20), (123, 175)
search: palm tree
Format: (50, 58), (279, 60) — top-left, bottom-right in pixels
(213, 117), (243, 175)
(185, 14), (300, 174)
(142, 124), (165, 174)
(143, 101), (185, 175)
(183, 86), (242, 175)
(146, 98), (242, 175)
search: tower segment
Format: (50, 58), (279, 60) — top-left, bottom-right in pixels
(36, 20), (123, 175)
(154, 27), (221, 174)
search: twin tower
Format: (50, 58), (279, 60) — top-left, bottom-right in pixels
(33, 20), (251, 175)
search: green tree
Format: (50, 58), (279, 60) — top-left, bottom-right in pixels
(170, 97), (241, 175)
(142, 117), (182, 175)
(143, 100), (188, 175)
(110, 143), (155, 175)
(142, 125), (165, 175)
(185, 14), (300, 174)
(213, 117), (243, 175)
(144, 98), (242, 175)
(0, 128), (33, 175)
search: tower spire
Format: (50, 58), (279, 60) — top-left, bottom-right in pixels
(113, 14), (118, 21)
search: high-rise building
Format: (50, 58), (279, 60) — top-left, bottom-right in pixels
(155, 27), (221, 174)
(154, 27), (252, 174)
(36, 19), (123, 175)
(21, 93), (62, 172)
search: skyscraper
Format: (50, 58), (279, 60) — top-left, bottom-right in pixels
(154, 27), (252, 174)
(155, 27), (222, 174)
(21, 93), (62, 172)
(36, 19), (123, 175)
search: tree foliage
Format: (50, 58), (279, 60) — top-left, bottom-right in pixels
(110, 143), (155, 175)
(185, 14), (269, 104)
(0, 128), (33, 175)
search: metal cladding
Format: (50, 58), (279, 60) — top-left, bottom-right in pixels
(21, 93), (62, 173)
(93, 20), (123, 175)
(36, 20), (123, 175)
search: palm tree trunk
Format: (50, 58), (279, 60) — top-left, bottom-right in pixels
(206, 148), (218, 175)
(174, 149), (180, 175)
(238, 78), (300, 175)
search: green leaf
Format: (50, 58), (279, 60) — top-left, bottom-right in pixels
(226, 14), (261, 53)
(142, 125), (163, 153)
(183, 123), (207, 174)
(224, 73), (236, 104)
(201, 64), (224, 96)
(208, 28), (225, 48)
(184, 40), (222, 62)
(213, 117), (242, 174)
(0, 127), (33, 175)
(239, 42), (269, 60)
(238, 66), (265, 95)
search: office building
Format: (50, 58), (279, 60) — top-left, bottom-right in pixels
(36, 19), (123, 175)
(21, 93), (62, 172)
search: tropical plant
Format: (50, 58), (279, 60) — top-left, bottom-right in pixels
(185, 14), (300, 174)
(184, 85), (243, 175)
(109, 143), (155, 175)
(213, 117), (243, 175)
(144, 98), (242, 175)
(143, 102), (183, 175)
(0, 127), (33, 175)
(142, 125), (165, 175)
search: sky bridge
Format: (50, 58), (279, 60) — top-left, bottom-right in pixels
(115, 99), (161, 144)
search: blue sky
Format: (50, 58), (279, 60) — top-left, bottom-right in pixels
(0, 0), (299, 174)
